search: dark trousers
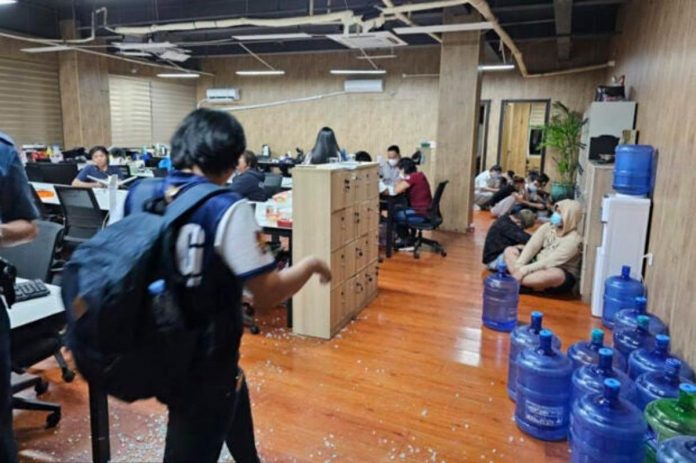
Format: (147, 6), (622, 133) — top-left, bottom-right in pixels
(163, 365), (260, 463)
(0, 303), (18, 463)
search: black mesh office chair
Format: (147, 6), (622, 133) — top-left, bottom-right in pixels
(0, 221), (76, 428)
(401, 181), (449, 259)
(54, 186), (104, 246)
(263, 173), (283, 197)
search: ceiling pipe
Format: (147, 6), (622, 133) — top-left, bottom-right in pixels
(382, 0), (442, 44)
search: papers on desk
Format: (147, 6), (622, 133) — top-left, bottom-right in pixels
(254, 191), (293, 229)
(379, 180), (395, 196)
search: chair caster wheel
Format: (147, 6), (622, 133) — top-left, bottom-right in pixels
(250, 325), (261, 335)
(414, 252), (420, 259)
(441, 251), (447, 257)
(62, 369), (76, 383)
(34, 381), (49, 395)
(46, 411), (61, 428)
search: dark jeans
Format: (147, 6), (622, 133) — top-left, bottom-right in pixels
(394, 208), (427, 241)
(0, 301), (18, 463)
(163, 363), (260, 463)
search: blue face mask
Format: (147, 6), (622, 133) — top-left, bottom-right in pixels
(550, 212), (563, 227)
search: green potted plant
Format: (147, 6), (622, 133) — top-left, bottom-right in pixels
(539, 101), (587, 201)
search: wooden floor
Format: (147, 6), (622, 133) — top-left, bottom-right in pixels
(13, 212), (600, 462)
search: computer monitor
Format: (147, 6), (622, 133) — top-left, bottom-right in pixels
(27, 163), (79, 185)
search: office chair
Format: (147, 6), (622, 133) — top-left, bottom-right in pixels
(263, 173), (284, 197)
(401, 181), (449, 259)
(54, 186), (105, 246)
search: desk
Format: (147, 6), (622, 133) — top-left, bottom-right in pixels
(31, 182), (128, 213)
(380, 194), (406, 258)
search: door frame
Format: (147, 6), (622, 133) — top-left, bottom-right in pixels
(496, 98), (551, 174)
(477, 99), (492, 174)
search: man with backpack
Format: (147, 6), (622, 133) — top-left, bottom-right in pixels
(0, 131), (39, 463)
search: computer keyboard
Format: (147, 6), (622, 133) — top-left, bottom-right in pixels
(14, 279), (50, 303)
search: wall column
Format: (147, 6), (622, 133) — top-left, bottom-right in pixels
(58, 20), (111, 148)
(434, 14), (482, 232)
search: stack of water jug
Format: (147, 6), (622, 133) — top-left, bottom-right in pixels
(482, 262), (696, 461)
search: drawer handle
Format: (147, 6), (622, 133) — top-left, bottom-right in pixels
(356, 249), (363, 257)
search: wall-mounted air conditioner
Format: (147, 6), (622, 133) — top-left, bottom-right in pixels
(206, 88), (241, 103)
(344, 80), (384, 94)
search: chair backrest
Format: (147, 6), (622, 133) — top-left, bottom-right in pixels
(263, 173), (283, 197)
(427, 181), (449, 225)
(54, 186), (103, 241)
(0, 221), (63, 281)
(152, 168), (168, 178)
(115, 164), (131, 178)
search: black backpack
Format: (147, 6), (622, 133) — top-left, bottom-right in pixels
(60, 182), (226, 402)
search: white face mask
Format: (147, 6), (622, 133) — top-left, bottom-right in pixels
(388, 158), (399, 167)
(399, 172), (409, 180)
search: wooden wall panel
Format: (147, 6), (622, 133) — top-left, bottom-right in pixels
(611, 0), (696, 365)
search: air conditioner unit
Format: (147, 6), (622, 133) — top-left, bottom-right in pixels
(344, 79), (384, 94)
(206, 88), (241, 103)
(327, 31), (407, 49)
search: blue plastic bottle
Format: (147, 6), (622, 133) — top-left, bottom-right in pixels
(614, 296), (669, 336)
(567, 328), (606, 370)
(613, 144), (654, 196)
(515, 329), (574, 441)
(657, 436), (696, 463)
(482, 262), (520, 332)
(570, 378), (646, 463)
(628, 334), (696, 381)
(571, 348), (637, 407)
(507, 311), (561, 401)
(635, 359), (694, 411)
(603, 265), (645, 329)
(613, 315), (655, 371)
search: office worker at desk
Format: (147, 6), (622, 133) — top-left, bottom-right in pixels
(303, 126), (341, 165)
(0, 130), (39, 463)
(391, 157), (433, 247)
(379, 144), (401, 186)
(125, 109), (331, 462)
(72, 145), (124, 188)
(229, 150), (267, 201)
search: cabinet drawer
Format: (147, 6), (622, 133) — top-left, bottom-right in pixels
(365, 261), (379, 303)
(356, 202), (369, 237)
(367, 229), (379, 264)
(353, 171), (365, 203)
(331, 209), (347, 251)
(330, 247), (346, 287)
(331, 283), (348, 331)
(331, 171), (352, 211)
(352, 273), (367, 314)
(353, 238), (368, 273)
(344, 277), (356, 322)
(366, 199), (379, 232)
(363, 168), (379, 200)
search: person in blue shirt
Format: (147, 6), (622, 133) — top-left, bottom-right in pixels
(72, 145), (124, 188)
(125, 109), (331, 462)
(229, 150), (267, 202)
(0, 131), (39, 463)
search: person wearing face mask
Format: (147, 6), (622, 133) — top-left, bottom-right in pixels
(379, 145), (401, 186)
(391, 157), (433, 247)
(474, 165), (503, 207)
(503, 199), (583, 293)
(228, 150), (267, 202)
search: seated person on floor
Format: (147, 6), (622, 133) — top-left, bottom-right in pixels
(482, 209), (536, 270)
(526, 171), (551, 208)
(474, 164), (502, 207)
(392, 157), (433, 248)
(485, 175), (518, 209)
(504, 199), (582, 293)
(72, 145), (125, 188)
(229, 150), (267, 201)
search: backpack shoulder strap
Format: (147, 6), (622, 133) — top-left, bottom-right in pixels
(163, 182), (226, 227)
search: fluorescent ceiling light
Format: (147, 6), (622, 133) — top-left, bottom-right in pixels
(356, 54), (397, 60)
(478, 64), (515, 71)
(330, 69), (387, 75)
(157, 73), (200, 78)
(0, 0), (18, 4)
(21, 45), (71, 53)
(394, 22), (494, 35)
(118, 51), (151, 57)
(232, 33), (311, 41)
(114, 42), (174, 51)
(236, 70), (286, 76)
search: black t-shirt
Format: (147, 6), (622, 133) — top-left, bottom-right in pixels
(229, 169), (267, 202)
(482, 215), (531, 264)
(486, 185), (516, 207)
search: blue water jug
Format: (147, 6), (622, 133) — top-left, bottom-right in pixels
(635, 358), (694, 411)
(614, 296), (669, 336)
(570, 378), (646, 463)
(567, 328), (607, 370)
(613, 144), (654, 196)
(603, 265), (645, 328)
(613, 315), (655, 371)
(482, 262), (520, 332)
(657, 436), (696, 462)
(507, 311), (561, 401)
(628, 334), (696, 381)
(571, 348), (637, 407)
(515, 330), (574, 441)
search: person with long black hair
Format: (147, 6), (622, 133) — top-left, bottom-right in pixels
(304, 127), (341, 165)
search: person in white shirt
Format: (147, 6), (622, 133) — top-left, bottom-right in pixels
(379, 145), (401, 186)
(474, 164), (503, 207)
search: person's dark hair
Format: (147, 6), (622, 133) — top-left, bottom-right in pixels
(109, 147), (126, 159)
(527, 170), (540, 183)
(498, 176), (509, 187)
(355, 151), (372, 162)
(240, 150), (258, 169)
(387, 145), (401, 156)
(513, 175), (526, 185)
(490, 164), (502, 173)
(507, 170), (515, 179)
(538, 173), (550, 185)
(89, 145), (109, 159)
(397, 157), (417, 174)
(170, 108), (246, 175)
(309, 127), (340, 165)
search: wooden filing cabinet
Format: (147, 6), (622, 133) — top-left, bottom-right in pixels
(292, 163), (380, 339)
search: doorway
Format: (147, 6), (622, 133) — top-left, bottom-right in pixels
(476, 99), (491, 175)
(497, 99), (550, 176)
